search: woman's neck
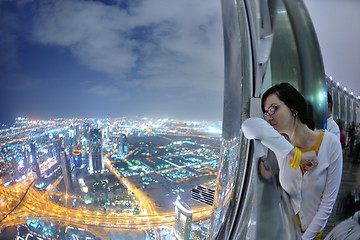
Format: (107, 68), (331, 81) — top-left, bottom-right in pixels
(288, 121), (317, 149)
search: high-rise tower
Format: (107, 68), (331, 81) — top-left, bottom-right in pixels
(22, 145), (31, 176)
(54, 139), (62, 165)
(11, 157), (19, 181)
(118, 133), (128, 156)
(60, 150), (74, 194)
(89, 129), (103, 173)
(29, 142), (42, 180)
(72, 150), (82, 169)
(174, 196), (193, 240)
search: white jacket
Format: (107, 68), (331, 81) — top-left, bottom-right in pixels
(327, 116), (340, 139)
(242, 117), (343, 240)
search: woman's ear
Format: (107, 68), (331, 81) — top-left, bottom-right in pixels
(292, 110), (298, 117)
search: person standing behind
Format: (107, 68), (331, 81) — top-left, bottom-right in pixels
(349, 121), (356, 156)
(242, 83), (343, 240)
(353, 125), (360, 163)
(327, 92), (340, 139)
(336, 119), (347, 149)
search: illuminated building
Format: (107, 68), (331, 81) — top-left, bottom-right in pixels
(118, 133), (128, 155)
(72, 150), (82, 169)
(89, 129), (103, 173)
(22, 146), (31, 175)
(11, 157), (19, 180)
(102, 126), (109, 139)
(68, 126), (78, 147)
(60, 150), (74, 193)
(174, 196), (193, 240)
(30, 142), (41, 180)
(54, 139), (62, 165)
(191, 185), (215, 206)
(47, 144), (53, 158)
(69, 128), (76, 138)
(29, 142), (37, 164)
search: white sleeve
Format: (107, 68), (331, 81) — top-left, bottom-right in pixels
(327, 118), (340, 139)
(242, 117), (293, 158)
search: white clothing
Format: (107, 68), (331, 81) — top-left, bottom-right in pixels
(242, 118), (343, 240)
(324, 211), (360, 240)
(327, 116), (340, 139)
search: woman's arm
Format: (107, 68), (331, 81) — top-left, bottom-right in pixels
(242, 117), (293, 157)
(242, 117), (317, 167)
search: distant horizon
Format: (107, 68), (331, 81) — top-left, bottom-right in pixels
(1, 114), (223, 128)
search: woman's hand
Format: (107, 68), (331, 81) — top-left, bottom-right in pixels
(302, 151), (318, 171)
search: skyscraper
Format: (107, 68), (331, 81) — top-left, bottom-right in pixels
(22, 145), (31, 176)
(118, 133), (128, 156)
(102, 125), (110, 139)
(60, 150), (74, 194)
(29, 142), (42, 180)
(47, 144), (54, 158)
(69, 128), (76, 138)
(72, 150), (82, 169)
(191, 185), (215, 206)
(89, 129), (103, 173)
(11, 157), (19, 180)
(174, 196), (193, 240)
(54, 139), (62, 165)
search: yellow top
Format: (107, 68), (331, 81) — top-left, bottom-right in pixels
(296, 130), (325, 238)
(300, 130), (324, 174)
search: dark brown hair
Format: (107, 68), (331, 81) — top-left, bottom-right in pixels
(261, 82), (315, 130)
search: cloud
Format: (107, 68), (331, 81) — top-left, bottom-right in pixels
(32, 0), (136, 79)
(30, 0), (224, 94)
(131, 1), (224, 93)
(1, 0), (224, 122)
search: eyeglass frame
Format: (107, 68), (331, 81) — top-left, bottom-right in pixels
(263, 105), (280, 119)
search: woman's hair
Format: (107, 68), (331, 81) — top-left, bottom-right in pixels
(261, 82), (315, 130)
(335, 119), (344, 131)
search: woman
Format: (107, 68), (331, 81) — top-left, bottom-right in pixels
(242, 83), (343, 240)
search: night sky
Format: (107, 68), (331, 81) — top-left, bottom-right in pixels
(0, 0), (224, 126)
(1, 0), (359, 127)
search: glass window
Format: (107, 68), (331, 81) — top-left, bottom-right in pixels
(0, 1), (224, 239)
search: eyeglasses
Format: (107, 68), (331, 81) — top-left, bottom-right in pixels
(263, 105), (280, 119)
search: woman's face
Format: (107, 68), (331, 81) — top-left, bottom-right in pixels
(263, 93), (294, 134)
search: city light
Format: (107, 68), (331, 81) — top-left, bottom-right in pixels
(0, 116), (220, 239)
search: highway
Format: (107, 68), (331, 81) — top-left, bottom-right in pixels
(0, 183), (212, 230)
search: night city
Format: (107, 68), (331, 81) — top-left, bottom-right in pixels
(0, 117), (221, 239)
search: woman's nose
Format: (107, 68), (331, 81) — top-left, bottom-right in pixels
(264, 115), (272, 122)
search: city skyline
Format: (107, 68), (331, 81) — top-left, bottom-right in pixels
(0, 116), (219, 239)
(1, 0), (359, 127)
